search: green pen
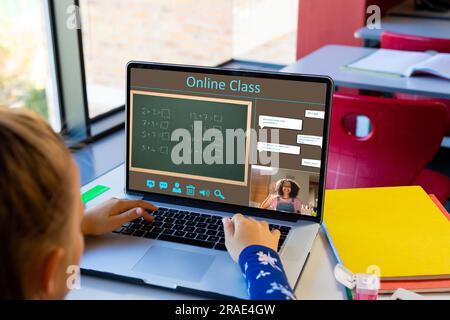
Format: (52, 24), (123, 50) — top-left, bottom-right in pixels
(81, 185), (111, 204)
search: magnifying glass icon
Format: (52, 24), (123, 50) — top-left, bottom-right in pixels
(214, 189), (225, 200)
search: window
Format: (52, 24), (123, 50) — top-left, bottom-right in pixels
(232, 0), (298, 64)
(0, 0), (59, 130)
(78, 0), (298, 119)
(1, 0), (299, 141)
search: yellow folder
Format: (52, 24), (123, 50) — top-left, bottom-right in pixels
(324, 186), (450, 280)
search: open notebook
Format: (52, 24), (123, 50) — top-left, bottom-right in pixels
(345, 49), (450, 80)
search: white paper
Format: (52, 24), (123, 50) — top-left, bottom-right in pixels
(347, 49), (432, 76)
(407, 53), (450, 80)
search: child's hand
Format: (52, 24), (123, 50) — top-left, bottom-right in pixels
(269, 182), (277, 195)
(222, 214), (280, 262)
(82, 198), (157, 236)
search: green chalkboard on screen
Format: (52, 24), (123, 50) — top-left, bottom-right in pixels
(130, 91), (252, 185)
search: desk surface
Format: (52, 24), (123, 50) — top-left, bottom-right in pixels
(282, 44), (450, 99)
(67, 228), (347, 300)
(355, 15), (450, 41)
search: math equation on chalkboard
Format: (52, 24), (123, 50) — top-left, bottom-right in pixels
(131, 91), (251, 183)
(139, 106), (229, 153)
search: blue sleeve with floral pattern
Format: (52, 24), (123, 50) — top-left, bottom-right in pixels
(238, 245), (296, 300)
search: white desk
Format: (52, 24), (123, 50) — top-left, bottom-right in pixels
(355, 15), (450, 42)
(67, 228), (346, 300)
(282, 44), (450, 99)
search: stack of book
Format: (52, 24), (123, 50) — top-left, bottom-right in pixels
(323, 186), (450, 296)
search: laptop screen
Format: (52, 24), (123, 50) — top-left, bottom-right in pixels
(127, 63), (331, 221)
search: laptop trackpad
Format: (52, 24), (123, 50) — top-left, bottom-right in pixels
(132, 245), (215, 282)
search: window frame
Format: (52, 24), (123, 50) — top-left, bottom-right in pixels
(45, 0), (128, 145)
(45, 0), (99, 144)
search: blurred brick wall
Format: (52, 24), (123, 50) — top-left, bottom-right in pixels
(80, 0), (233, 89)
(79, 0), (298, 115)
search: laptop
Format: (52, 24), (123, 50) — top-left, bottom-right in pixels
(80, 62), (333, 299)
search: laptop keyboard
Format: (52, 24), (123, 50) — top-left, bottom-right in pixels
(113, 207), (291, 252)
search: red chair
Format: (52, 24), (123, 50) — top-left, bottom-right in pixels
(380, 31), (450, 135)
(381, 32), (450, 53)
(326, 93), (450, 204)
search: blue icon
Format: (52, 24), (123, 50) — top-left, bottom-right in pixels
(159, 181), (168, 190)
(172, 182), (182, 194)
(199, 189), (210, 197)
(214, 189), (225, 200)
(186, 185), (196, 196)
(146, 179), (156, 189)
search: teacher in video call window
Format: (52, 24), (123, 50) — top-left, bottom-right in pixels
(260, 178), (302, 213)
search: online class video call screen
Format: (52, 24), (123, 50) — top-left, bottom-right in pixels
(128, 67), (327, 217)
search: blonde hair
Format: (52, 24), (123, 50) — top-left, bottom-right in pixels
(0, 108), (74, 299)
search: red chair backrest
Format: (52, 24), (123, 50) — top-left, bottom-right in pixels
(381, 31), (450, 53)
(326, 93), (447, 189)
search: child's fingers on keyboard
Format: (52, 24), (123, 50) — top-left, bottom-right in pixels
(222, 217), (235, 237)
(270, 228), (281, 239)
(118, 199), (158, 212)
(113, 207), (144, 226)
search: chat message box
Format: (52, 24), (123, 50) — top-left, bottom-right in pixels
(259, 115), (303, 131)
(302, 158), (321, 168)
(305, 110), (325, 119)
(257, 142), (300, 155)
(297, 134), (323, 147)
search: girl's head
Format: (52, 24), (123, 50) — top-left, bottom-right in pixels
(276, 179), (300, 199)
(0, 108), (84, 299)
